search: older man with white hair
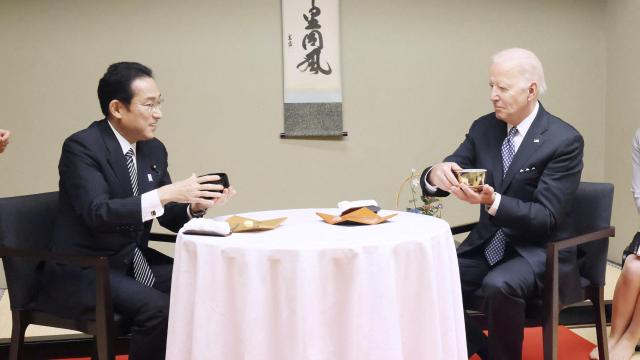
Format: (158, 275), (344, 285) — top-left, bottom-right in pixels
(421, 48), (584, 359)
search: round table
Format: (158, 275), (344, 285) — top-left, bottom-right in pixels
(166, 209), (467, 360)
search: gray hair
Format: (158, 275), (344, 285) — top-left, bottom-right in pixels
(492, 48), (547, 95)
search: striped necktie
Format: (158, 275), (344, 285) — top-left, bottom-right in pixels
(484, 127), (519, 266)
(125, 148), (155, 287)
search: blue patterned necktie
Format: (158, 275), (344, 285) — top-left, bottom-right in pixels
(125, 148), (156, 287)
(484, 127), (519, 265)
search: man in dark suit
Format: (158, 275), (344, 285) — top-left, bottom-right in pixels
(421, 48), (583, 360)
(45, 62), (235, 360)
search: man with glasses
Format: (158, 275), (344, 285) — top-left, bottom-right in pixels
(41, 62), (235, 360)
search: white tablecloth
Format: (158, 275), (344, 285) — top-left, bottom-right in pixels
(166, 209), (467, 360)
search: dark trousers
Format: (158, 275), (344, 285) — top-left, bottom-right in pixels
(112, 248), (173, 360)
(459, 247), (537, 360)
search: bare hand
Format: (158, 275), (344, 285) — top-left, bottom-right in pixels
(157, 174), (224, 206)
(190, 186), (237, 212)
(450, 184), (495, 205)
(0, 129), (10, 154)
(428, 162), (462, 191)
(213, 186), (236, 206)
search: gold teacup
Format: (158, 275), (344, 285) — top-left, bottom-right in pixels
(454, 169), (486, 190)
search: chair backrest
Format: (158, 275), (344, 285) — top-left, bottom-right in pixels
(552, 182), (614, 286)
(0, 191), (59, 309)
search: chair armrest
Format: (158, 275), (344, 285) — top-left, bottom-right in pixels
(549, 227), (615, 251)
(0, 245), (114, 337)
(0, 245), (107, 267)
(451, 222), (478, 235)
(149, 233), (177, 243)
(543, 226), (615, 317)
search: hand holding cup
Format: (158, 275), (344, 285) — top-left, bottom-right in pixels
(453, 169), (486, 192)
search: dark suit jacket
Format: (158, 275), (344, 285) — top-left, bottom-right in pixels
(40, 119), (189, 318)
(422, 104), (584, 304)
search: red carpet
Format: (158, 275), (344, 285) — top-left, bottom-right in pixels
(53, 357), (128, 360)
(55, 326), (594, 360)
(470, 326), (596, 360)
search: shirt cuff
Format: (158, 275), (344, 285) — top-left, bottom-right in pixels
(423, 168), (439, 193)
(485, 192), (501, 216)
(141, 190), (164, 222)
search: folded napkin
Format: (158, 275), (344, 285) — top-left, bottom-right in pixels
(337, 199), (380, 215)
(316, 207), (397, 225)
(226, 215), (287, 232)
(182, 218), (231, 237)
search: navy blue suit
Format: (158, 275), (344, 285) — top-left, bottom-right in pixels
(41, 119), (189, 360)
(422, 104), (584, 359)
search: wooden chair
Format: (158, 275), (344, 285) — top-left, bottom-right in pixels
(452, 182), (615, 360)
(0, 191), (176, 360)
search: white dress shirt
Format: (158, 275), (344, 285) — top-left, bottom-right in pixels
(424, 101), (540, 215)
(107, 121), (164, 222)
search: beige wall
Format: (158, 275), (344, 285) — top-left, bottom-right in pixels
(604, 0), (640, 261)
(0, 0), (609, 288)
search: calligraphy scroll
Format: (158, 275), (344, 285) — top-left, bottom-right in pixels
(282, 0), (343, 137)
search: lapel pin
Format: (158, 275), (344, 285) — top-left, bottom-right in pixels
(533, 138), (540, 143)
(147, 174), (153, 182)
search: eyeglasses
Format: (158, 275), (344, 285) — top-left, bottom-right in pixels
(135, 98), (164, 113)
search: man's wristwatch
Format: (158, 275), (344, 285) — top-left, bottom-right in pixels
(189, 205), (207, 218)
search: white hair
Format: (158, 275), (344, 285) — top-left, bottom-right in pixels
(492, 48), (547, 95)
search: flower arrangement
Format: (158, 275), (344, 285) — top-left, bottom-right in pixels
(396, 169), (443, 218)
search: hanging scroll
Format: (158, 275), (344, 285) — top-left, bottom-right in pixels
(282, 0), (343, 137)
